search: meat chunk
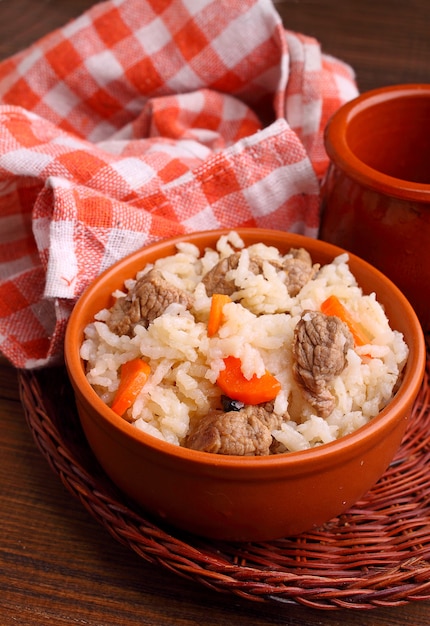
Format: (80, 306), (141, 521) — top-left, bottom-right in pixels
(107, 268), (193, 336)
(292, 311), (353, 417)
(283, 248), (319, 296)
(186, 402), (283, 456)
(201, 248), (318, 298)
(201, 253), (242, 297)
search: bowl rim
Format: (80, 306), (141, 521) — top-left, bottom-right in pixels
(64, 228), (426, 472)
(324, 83), (430, 201)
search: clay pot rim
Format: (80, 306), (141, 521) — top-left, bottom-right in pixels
(324, 83), (430, 202)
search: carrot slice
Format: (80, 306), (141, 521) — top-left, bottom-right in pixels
(111, 358), (151, 417)
(217, 356), (281, 405)
(207, 293), (232, 337)
(321, 295), (370, 347)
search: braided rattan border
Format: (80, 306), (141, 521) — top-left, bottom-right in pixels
(18, 355), (430, 610)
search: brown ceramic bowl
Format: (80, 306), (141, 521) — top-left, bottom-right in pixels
(320, 84), (430, 331)
(64, 228), (426, 542)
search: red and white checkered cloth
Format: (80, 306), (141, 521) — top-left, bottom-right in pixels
(0, 0), (357, 368)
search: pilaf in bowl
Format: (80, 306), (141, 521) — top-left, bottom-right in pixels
(65, 228), (426, 541)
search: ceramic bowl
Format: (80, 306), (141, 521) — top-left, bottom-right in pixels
(64, 228), (426, 542)
(320, 84), (430, 331)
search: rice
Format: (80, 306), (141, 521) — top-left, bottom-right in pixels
(80, 232), (409, 453)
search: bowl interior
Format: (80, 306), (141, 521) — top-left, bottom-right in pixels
(346, 90), (430, 183)
(65, 228), (426, 470)
(325, 84), (430, 200)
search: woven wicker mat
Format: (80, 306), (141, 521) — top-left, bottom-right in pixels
(18, 347), (430, 611)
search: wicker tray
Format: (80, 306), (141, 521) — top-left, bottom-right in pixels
(18, 348), (430, 611)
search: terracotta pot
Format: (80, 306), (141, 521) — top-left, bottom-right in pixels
(64, 229), (425, 542)
(320, 84), (430, 331)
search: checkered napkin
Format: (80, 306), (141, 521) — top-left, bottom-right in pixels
(0, 0), (358, 368)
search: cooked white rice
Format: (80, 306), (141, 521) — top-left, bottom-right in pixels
(80, 232), (409, 453)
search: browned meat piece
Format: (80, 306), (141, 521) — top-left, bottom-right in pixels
(201, 253), (241, 296)
(202, 248), (317, 298)
(186, 402), (283, 456)
(283, 248), (319, 296)
(107, 268), (193, 336)
(292, 311), (353, 417)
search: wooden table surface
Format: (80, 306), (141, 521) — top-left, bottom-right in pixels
(1, 1), (429, 625)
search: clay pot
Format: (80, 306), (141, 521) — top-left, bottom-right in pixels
(320, 84), (430, 331)
(64, 229), (425, 542)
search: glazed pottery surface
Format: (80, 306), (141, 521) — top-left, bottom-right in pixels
(320, 84), (430, 331)
(64, 229), (426, 542)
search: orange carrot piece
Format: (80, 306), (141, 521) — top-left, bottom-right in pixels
(207, 293), (232, 337)
(321, 295), (370, 346)
(217, 356), (281, 405)
(111, 358), (151, 416)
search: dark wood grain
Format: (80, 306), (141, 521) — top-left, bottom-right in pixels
(1, 1), (430, 624)
(274, 0), (430, 92)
